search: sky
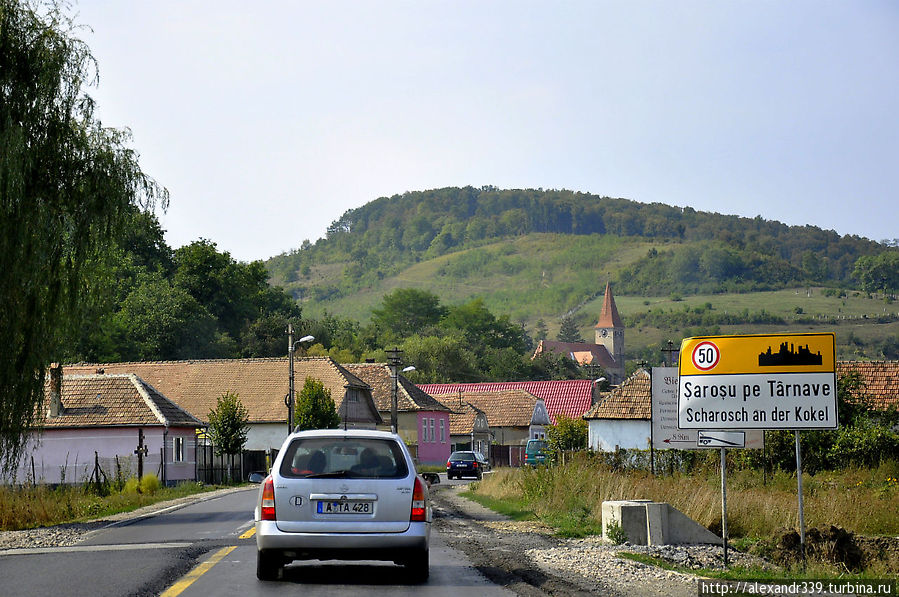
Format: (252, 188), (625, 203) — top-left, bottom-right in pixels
(73, 1), (899, 263)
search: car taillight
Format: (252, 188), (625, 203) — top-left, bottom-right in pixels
(260, 476), (276, 521)
(472, 461), (478, 468)
(446, 460), (451, 468)
(410, 476), (427, 522)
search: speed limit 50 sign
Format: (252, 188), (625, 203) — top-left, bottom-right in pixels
(677, 333), (837, 430)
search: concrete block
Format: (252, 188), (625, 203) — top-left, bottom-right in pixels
(601, 500), (652, 544)
(601, 500), (722, 546)
(645, 502), (668, 545)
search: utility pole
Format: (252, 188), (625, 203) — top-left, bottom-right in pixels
(386, 347), (403, 434)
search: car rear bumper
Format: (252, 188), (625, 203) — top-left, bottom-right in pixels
(255, 520), (430, 560)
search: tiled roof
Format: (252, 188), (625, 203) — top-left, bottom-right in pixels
(433, 390), (543, 427)
(41, 374), (202, 428)
(420, 379), (594, 424)
(344, 363), (449, 413)
(584, 369), (651, 420)
(64, 357), (379, 425)
(445, 403), (484, 436)
(533, 340), (617, 368)
(836, 361), (899, 410)
(595, 282), (623, 329)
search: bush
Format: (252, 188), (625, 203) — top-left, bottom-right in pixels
(140, 474), (161, 495)
(123, 477), (141, 494)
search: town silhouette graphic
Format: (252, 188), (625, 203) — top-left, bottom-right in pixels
(758, 342), (823, 366)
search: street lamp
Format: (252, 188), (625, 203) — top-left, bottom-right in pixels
(286, 323), (314, 435)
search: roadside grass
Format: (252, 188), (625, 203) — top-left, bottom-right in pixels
(0, 481), (225, 531)
(470, 458), (899, 574)
(475, 458), (899, 538)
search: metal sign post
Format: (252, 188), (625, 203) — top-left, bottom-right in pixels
(720, 447), (729, 568)
(795, 430), (806, 561)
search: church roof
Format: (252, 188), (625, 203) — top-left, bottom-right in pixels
(533, 340), (617, 368)
(594, 282), (623, 329)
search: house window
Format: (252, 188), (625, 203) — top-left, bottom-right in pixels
(429, 419), (435, 443)
(439, 419), (446, 443)
(173, 437), (185, 463)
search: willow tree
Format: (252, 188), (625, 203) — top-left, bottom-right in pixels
(0, 0), (167, 476)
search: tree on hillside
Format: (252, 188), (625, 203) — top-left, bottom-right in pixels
(557, 316), (584, 343)
(295, 377), (340, 431)
(207, 392), (250, 482)
(0, 0), (167, 476)
(853, 252), (899, 295)
(371, 288), (447, 339)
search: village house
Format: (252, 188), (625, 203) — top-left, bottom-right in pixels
(64, 357), (382, 476)
(440, 400), (491, 458)
(14, 367), (203, 486)
(344, 363), (452, 465)
(583, 368), (651, 452)
(836, 361), (899, 412)
(434, 389), (551, 466)
(421, 379), (595, 425)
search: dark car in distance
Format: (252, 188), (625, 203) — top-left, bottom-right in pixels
(446, 450), (489, 480)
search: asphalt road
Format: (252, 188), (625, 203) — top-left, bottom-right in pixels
(0, 474), (509, 597)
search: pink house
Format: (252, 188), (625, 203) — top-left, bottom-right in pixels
(15, 369), (203, 486)
(345, 364), (452, 466)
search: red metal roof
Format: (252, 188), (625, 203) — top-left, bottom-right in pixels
(419, 379), (594, 424)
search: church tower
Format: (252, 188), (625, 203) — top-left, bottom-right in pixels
(594, 282), (624, 380)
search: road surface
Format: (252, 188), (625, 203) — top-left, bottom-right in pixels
(0, 476), (510, 596)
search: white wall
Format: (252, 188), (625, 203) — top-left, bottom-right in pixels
(246, 423), (292, 452)
(588, 419), (651, 452)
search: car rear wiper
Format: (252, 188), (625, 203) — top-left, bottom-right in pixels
(304, 470), (351, 478)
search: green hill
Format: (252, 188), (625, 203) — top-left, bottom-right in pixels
(264, 187), (899, 361)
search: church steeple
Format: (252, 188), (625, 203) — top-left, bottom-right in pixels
(595, 282), (623, 329)
(594, 282), (624, 379)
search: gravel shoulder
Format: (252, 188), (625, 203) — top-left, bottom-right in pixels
(431, 483), (766, 597)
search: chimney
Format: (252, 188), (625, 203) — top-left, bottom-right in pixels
(48, 363), (63, 417)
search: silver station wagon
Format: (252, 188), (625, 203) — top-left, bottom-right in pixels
(255, 429), (431, 582)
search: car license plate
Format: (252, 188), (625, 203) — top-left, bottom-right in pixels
(455, 463), (467, 467)
(316, 500), (372, 514)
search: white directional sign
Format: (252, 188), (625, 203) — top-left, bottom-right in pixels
(678, 333), (838, 430)
(652, 367), (764, 450)
(697, 431), (745, 448)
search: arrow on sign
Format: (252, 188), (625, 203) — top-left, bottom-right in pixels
(663, 438), (693, 444)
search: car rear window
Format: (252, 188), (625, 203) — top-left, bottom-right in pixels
(280, 437), (409, 479)
(449, 452), (475, 461)
(527, 441), (547, 452)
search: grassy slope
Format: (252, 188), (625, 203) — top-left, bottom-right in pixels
(294, 233), (897, 360)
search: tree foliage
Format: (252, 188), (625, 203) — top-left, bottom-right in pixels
(557, 316), (583, 343)
(0, 0), (166, 475)
(207, 392), (250, 457)
(853, 251), (899, 295)
(546, 415), (588, 453)
(294, 377), (340, 431)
